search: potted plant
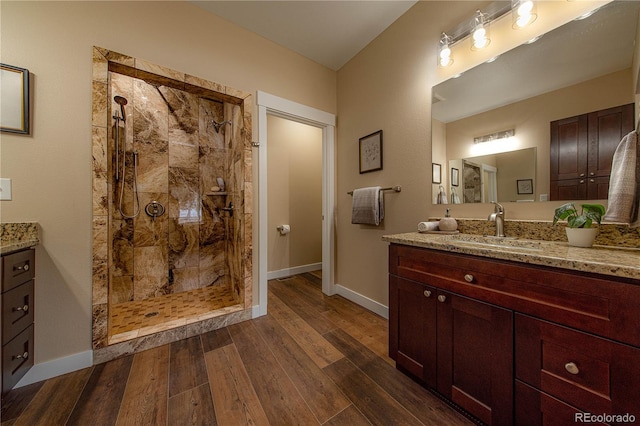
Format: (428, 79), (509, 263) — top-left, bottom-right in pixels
(553, 202), (606, 247)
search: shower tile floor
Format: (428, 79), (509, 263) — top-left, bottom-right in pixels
(109, 285), (242, 344)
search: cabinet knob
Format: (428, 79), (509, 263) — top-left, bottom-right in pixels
(564, 362), (579, 375)
(579, 180), (585, 184)
(423, 290), (432, 298)
(590, 179), (595, 183)
(437, 295), (447, 303)
(589, 172), (595, 176)
(15, 352), (29, 360)
(464, 274), (474, 283)
(579, 173), (585, 177)
(14, 263), (29, 271)
(14, 305), (29, 312)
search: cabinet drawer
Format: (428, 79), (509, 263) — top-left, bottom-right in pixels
(2, 280), (34, 345)
(390, 244), (640, 347)
(2, 249), (35, 292)
(515, 314), (640, 417)
(2, 324), (34, 396)
(516, 380), (609, 426)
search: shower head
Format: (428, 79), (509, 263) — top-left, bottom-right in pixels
(114, 96), (128, 122)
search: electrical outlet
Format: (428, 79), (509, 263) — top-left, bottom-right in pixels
(0, 178), (12, 200)
(539, 193), (548, 202)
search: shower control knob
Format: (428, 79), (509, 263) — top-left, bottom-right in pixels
(437, 295), (447, 303)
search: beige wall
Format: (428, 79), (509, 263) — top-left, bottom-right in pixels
(267, 115), (322, 273)
(335, 1), (617, 307)
(0, 1), (336, 364)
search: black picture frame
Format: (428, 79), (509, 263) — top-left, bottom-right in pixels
(359, 130), (383, 173)
(432, 163), (441, 184)
(0, 63), (30, 134)
(451, 167), (459, 187)
(517, 179), (533, 194)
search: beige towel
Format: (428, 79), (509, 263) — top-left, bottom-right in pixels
(604, 131), (640, 227)
(351, 186), (384, 225)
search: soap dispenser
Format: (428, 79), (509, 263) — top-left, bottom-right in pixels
(439, 208), (458, 232)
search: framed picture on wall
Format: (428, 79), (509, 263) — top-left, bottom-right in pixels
(0, 63), (30, 134)
(432, 163), (441, 184)
(359, 130), (383, 173)
(451, 168), (459, 187)
(517, 179), (533, 194)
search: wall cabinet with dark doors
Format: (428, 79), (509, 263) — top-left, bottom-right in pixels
(550, 103), (634, 201)
(1, 248), (35, 397)
(388, 244), (640, 425)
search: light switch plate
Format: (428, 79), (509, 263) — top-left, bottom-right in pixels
(0, 178), (12, 200)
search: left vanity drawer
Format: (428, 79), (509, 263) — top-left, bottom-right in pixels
(2, 280), (34, 345)
(2, 249), (35, 292)
(2, 325), (34, 395)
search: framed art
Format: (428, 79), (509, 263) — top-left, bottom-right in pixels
(359, 130), (383, 173)
(451, 167), (459, 187)
(432, 163), (441, 184)
(1, 64), (30, 134)
(517, 179), (533, 194)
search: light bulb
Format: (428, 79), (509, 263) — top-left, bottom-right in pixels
(473, 26), (488, 49)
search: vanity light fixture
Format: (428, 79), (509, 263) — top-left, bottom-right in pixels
(474, 129), (515, 144)
(512, 0), (537, 29)
(471, 10), (491, 50)
(439, 32), (454, 67)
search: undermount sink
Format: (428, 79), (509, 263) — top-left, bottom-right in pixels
(445, 234), (544, 252)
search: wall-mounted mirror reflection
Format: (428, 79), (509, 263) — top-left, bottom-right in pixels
(431, 1), (639, 205)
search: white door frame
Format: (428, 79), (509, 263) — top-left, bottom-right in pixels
(255, 91), (336, 317)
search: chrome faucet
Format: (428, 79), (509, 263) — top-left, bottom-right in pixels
(488, 201), (505, 237)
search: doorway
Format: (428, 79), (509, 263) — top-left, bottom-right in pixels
(256, 91), (336, 317)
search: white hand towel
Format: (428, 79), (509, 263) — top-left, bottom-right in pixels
(604, 131), (640, 227)
(418, 221), (439, 232)
(351, 186), (383, 225)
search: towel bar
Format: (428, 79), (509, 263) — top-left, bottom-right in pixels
(348, 186), (401, 195)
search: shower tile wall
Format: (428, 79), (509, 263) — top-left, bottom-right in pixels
(91, 46), (252, 356)
(109, 73), (235, 303)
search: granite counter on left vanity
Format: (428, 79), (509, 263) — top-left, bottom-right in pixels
(1, 222), (39, 397)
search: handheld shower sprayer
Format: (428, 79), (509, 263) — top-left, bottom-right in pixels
(114, 96), (128, 122)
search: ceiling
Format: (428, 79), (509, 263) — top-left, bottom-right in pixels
(191, 1), (418, 70)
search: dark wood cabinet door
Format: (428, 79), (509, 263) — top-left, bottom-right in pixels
(587, 103), (634, 178)
(550, 114), (588, 182)
(389, 276), (437, 387)
(436, 291), (514, 425)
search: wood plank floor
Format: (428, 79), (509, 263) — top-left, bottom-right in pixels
(1, 272), (473, 425)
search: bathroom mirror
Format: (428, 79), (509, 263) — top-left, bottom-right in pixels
(450, 147), (536, 204)
(431, 1), (640, 205)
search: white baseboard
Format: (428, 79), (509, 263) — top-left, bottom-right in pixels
(334, 284), (389, 319)
(15, 350), (93, 388)
(267, 262), (322, 280)
(252, 304), (266, 318)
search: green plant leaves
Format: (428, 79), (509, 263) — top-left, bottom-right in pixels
(553, 202), (605, 228)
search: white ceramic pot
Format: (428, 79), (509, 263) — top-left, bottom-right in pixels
(565, 227), (598, 248)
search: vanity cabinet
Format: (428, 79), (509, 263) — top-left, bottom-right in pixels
(1, 248), (35, 397)
(549, 103), (633, 201)
(389, 243), (640, 425)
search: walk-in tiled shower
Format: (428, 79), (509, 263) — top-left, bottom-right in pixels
(91, 47), (252, 362)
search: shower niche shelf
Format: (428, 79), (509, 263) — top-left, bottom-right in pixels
(205, 192), (228, 196)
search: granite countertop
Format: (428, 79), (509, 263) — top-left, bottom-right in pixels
(382, 232), (640, 281)
(1, 223), (39, 255)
